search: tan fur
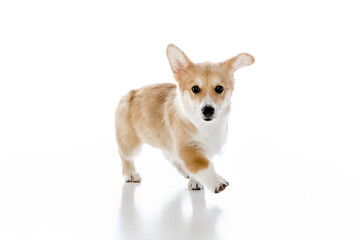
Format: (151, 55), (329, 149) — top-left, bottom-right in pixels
(115, 83), (203, 173)
(115, 44), (254, 191)
(122, 160), (136, 176)
(178, 143), (209, 173)
(176, 62), (235, 106)
(222, 53), (255, 72)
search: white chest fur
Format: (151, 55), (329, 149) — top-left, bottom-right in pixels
(175, 89), (229, 159)
(193, 116), (229, 159)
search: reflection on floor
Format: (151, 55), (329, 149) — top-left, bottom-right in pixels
(1, 141), (359, 240)
(119, 183), (221, 240)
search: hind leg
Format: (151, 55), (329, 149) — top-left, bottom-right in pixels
(119, 146), (141, 182)
(120, 153), (142, 183)
(117, 142), (142, 183)
(115, 116), (142, 182)
(122, 160), (141, 182)
(115, 91), (145, 183)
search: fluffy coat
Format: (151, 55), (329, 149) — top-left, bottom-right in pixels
(115, 44), (254, 193)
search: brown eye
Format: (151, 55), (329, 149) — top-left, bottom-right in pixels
(215, 85), (224, 93)
(192, 86), (200, 94)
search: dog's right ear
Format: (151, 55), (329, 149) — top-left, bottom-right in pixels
(166, 44), (193, 81)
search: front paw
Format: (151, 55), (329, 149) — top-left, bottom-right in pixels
(214, 179), (229, 194)
(124, 172), (141, 183)
(188, 178), (204, 190)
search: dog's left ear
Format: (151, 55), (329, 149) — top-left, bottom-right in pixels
(166, 44), (193, 81)
(222, 53), (255, 73)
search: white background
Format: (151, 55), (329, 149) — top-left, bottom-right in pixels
(1, 0), (359, 239)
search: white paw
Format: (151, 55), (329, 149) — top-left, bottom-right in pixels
(124, 172), (141, 183)
(214, 178), (229, 194)
(188, 178), (204, 190)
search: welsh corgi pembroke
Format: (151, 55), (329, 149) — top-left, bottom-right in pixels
(115, 44), (254, 193)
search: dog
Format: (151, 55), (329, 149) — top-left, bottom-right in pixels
(115, 44), (254, 193)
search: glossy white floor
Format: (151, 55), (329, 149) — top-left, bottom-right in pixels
(1, 1), (360, 239)
(1, 134), (360, 240)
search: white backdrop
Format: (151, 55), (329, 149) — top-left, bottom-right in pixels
(1, 0), (360, 239)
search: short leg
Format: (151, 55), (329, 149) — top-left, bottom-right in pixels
(115, 127), (142, 183)
(121, 156), (141, 183)
(115, 94), (143, 183)
(117, 145), (142, 183)
(179, 145), (229, 194)
(188, 177), (204, 190)
(171, 161), (190, 179)
(192, 163), (229, 193)
(162, 151), (190, 179)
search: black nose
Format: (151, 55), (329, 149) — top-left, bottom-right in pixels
(202, 106), (215, 117)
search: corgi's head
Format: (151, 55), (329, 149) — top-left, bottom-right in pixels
(166, 44), (254, 123)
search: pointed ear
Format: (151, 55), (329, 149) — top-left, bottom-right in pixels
(166, 44), (193, 79)
(222, 53), (255, 72)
